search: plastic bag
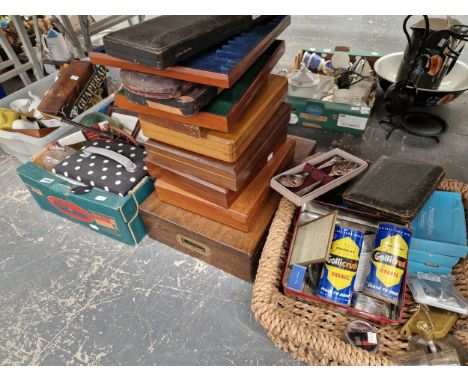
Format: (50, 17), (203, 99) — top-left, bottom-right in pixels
(407, 272), (468, 315)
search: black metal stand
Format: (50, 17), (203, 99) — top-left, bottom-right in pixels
(379, 111), (448, 143)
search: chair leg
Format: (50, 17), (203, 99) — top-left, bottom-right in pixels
(58, 15), (87, 58)
(11, 16), (44, 81)
(0, 29), (32, 86)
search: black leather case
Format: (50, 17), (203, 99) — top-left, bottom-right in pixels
(125, 86), (218, 116)
(342, 156), (445, 222)
(120, 69), (194, 99)
(103, 16), (255, 69)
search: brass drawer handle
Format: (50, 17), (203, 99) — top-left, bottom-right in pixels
(176, 234), (210, 257)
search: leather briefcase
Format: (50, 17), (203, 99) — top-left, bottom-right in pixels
(103, 16), (255, 69)
(342, 156), (445, 222)
(38, 60), (99, 118)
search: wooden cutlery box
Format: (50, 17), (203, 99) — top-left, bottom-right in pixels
(139, 75), (288, 163)
(155, 137), (295, 232)
(145, 102), (291, 191)
(112, 40), (285, 132)
(140, 192), (281, 282)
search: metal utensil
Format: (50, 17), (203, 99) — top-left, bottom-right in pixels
(278, 172), (310, 188)
(316, 155), (343, 170)
(296, 180), (322, 197)
(329, 160), (359, 177)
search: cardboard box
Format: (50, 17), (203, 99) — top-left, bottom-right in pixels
(16, 150), (154, 245)
(286, 47), (383, 135)
(408, 248), (462, 275)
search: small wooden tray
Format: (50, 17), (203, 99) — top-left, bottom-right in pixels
(270, 148), (368, 207)
(155, 137), (296, 232)
(112, 40), (285, 133)
(144, 102), (290, 191)
(139, 75), (287, 163)
(89, 17), (290, 88)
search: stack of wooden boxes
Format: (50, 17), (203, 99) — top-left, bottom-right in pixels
(91, 16), (294, 281)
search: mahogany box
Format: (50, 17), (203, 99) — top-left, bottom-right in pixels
(139, 75), (287, 163)
(145, 102), (291, 192)
(155, 137), (295, 232)
(140, 192), (281, 282)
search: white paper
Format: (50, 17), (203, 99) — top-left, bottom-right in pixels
(337, 114), (368, 131)
(367, 332), (378, 344)
(360, 107), (371, 115)
(354, 234), (376, 291)
(57, 131), (86, 146)
(354, 251), (372, 291)
(41, 119), (63, 128)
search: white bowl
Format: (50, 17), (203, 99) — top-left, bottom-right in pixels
(374, 52), (468, 106)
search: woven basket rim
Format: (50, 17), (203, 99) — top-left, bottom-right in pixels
(252, 178), (468, 366)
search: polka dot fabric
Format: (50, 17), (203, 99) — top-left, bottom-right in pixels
(53, 140), (147, 196)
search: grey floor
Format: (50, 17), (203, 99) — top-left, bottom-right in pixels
(1, 16), (468, 366)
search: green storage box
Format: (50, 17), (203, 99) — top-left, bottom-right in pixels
(287, 47), (383, 135)
(17, 159), (154, 246)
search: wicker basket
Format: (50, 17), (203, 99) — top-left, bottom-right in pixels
(252, 178), (468, 366)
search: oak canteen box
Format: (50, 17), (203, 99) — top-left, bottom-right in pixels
(155, 137), (295, 232)
(140, 192), (282, 282)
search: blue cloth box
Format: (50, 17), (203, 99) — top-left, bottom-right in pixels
(409, 191), (468, 273)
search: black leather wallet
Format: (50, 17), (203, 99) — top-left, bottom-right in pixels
(342, 156), (445, 222)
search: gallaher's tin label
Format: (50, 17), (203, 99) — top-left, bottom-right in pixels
(317, 226), (364, 306)
(363, 223), (412, 304)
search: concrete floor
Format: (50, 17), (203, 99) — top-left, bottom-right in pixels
(1, 15), (468, 366)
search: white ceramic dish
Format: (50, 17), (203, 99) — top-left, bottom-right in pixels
(374, 52), (468, 106)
